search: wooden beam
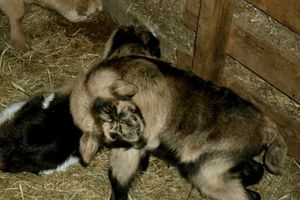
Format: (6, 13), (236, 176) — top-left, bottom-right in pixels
(176, 50), (193, 71)
(245, 0), (300, 34)
(192, 0), (234, 82)
(226, 21), (300, 104)
(218, 72), (300, 162)
(182, 0), (200, 31)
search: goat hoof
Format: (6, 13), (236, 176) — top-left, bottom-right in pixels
(246, 189), (261, 200)
(241, 160), (264, 186)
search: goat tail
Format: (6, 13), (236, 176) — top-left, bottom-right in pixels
(262, 117), (287, 175)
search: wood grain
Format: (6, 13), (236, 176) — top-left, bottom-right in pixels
(192, 0), (234, 82)
(182, 0), (200, 31)
(176, 50), (193, 71)
(246, 0), (300, 34)
(226, 21), (300, 104)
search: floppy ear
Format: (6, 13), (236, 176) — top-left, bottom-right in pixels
(139, 30), (161, 58)
(0, 160), (5, 171)
(103, 26), (132, 58)
(79, 132), (100, 165)
(110, 80), (138, 100)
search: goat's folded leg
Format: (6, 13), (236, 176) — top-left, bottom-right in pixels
(231, 159), (264, 187)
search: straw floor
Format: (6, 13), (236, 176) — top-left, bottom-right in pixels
(0, 0), (299, 199)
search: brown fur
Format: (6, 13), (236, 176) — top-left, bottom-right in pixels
(84, 55), (287, 168)
(98, 56), (286, 200)
(0, 0), (102, 51)
(70, 25), (160, 164)
(70, 26), (287, 200)
(92, 98), (145, 147)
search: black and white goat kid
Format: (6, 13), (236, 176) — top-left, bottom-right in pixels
(0, 93), (82, 174)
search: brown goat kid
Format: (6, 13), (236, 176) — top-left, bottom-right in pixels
(0, 0), (102, 51)
(70, 26), (161, 165)
(70, 26), (287, 200)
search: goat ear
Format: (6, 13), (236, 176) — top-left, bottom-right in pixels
(110, 80), (138, 100)
(139, 30), (161, 58)
(103, 26), (132, 58)
(0, 161), (5, 171)
(79, 132), (99, 165)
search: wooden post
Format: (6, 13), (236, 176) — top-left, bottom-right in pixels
(176, 50), (193, 71)
(182, 0), (200, 31)
(192, 0), (234, 82)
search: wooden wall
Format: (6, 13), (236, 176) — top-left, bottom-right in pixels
(177, 0), (300, 162)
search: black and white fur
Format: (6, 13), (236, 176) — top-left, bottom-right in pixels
(0, 93), (82, 174)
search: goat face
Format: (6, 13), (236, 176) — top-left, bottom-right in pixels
(70, 25), (160, 164)
(92, 97), (146, 149)
(49, 0), (103, 22)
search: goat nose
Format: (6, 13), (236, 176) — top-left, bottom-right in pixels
(86, 12), (97, 21)
(98, 4), (103, 11)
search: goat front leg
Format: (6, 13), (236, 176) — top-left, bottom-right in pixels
(1, 0), (28, 51)
(109, 148), (147, 200)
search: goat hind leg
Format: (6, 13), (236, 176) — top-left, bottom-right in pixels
(231, 159), (264, 187)
(185, 157), (257, 200)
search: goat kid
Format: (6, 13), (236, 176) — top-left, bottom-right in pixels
(92, 96), (265, 199)
(70, 25), (161, 165)
(91, 94), (265, 199)
(0, 92), (82, 174)
(0, 0), (102, 51)
(71, 25), (287, 200)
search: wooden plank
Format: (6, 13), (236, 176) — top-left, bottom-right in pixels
(192, 0), (234, 82)
(183, 8), (198, 31)
(185, 0), (200, 17)
(226, 21), (300, 104)
(245, 0), (300, 34)
(176, 50), (193, 71)
(182, 0), (200, 31)
(218, 72), (300, 162)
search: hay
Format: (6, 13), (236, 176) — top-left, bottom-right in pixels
(0, 1), (299, 200)
(0, 5), (117, 107)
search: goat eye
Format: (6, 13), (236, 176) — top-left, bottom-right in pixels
(119, 112), (127, 119)
(76, 6), (87, 16)
(109, 132), (119, 140)
(129, 107), (137, 113)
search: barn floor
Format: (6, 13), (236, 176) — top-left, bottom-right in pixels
(0, 1), (300, 200)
